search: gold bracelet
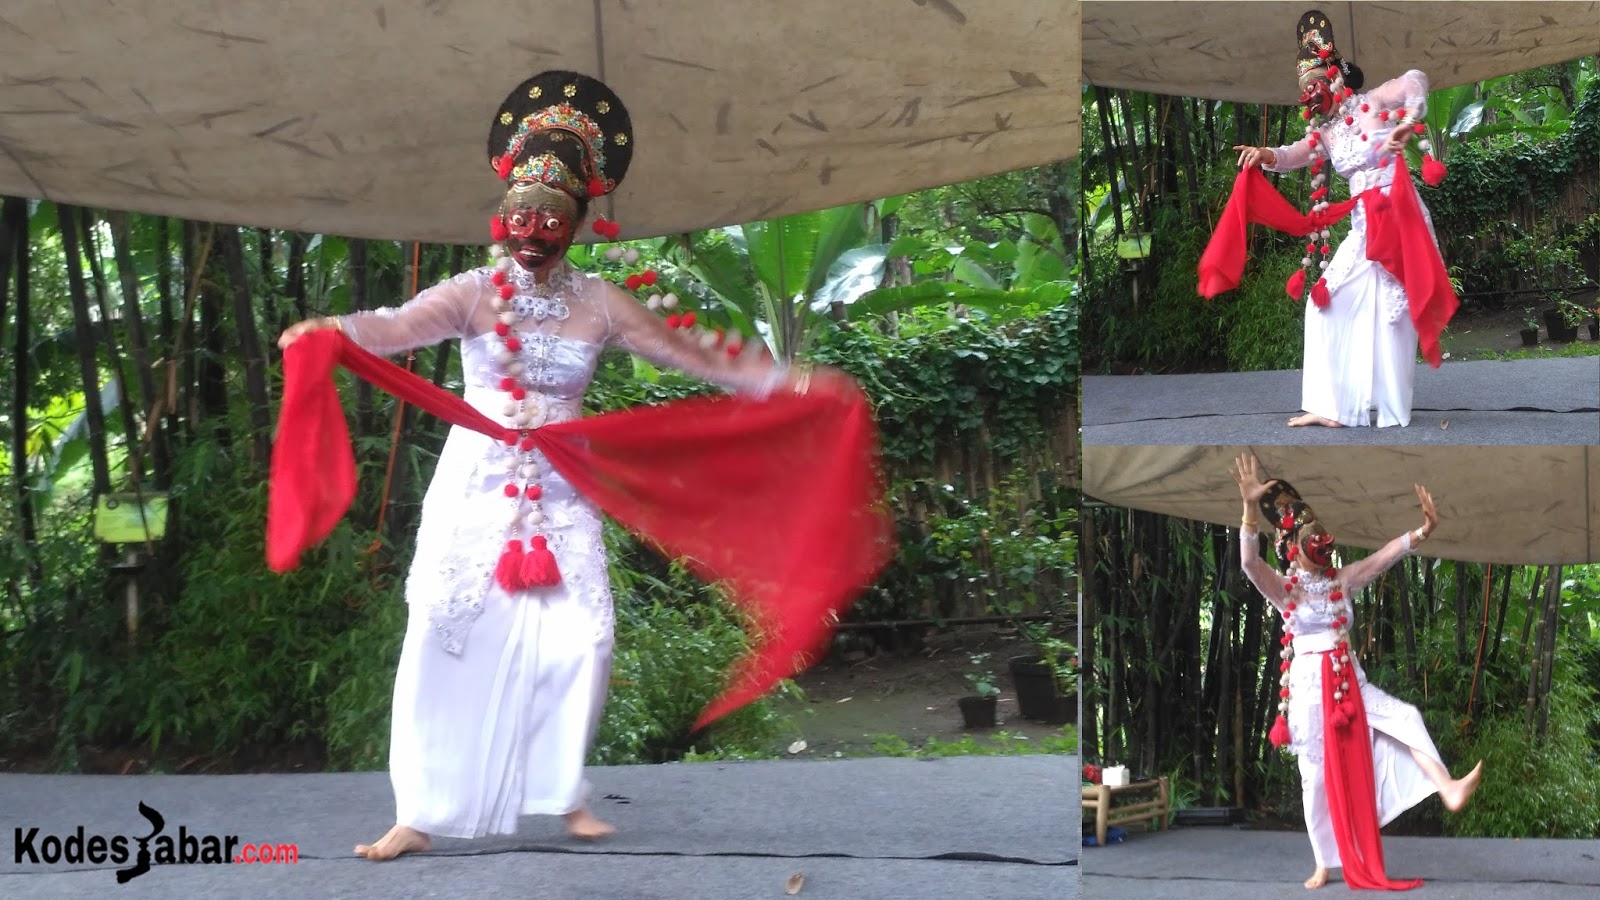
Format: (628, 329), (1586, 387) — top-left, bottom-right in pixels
(1412, 527), (1429, 543)
(792, 363), (813, 395)
(324, 316), (344, 333)
(1241, 518), (1258, 530)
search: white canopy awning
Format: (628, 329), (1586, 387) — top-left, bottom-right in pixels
(0, 1), (1080, 244)
(1084, 1), (1600, 104)
(1084, 445), (1600, 566)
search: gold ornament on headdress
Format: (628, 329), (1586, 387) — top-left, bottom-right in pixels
(500, 179), (579, 219)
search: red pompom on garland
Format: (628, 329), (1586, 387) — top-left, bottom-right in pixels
(494, 540), (525, 592)
(1310, 278), (1331, 309)
(587, 177), (607, 198)
(519, 535), (561, 586)
(625, 274), (644, 291)
(1422, 154), (1447, 187)
(1269, 714), (1292, 748)
(499, 283), (515, 300)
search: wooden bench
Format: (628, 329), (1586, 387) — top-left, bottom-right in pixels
(1081, 776), (1170, 847)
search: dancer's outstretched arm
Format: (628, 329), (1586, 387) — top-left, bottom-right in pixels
(1231, 453), (1289, 610)
(278, 271), (483, 355)
(1341, 484), (1438, 593)
(599, 278), (848, 398)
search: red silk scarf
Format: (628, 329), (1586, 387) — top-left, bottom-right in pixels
(1197, 155), (1458, 368)
(266, 328), (895, 729)
(1319, 651), (1423, 891)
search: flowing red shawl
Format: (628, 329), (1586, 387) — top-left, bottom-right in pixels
(265, 328), (894, 729)
(1319, 651), (1423, 891)
(1197, 155), (1457, 368)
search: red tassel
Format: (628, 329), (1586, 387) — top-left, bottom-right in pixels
(1311, 278), (1331, 309)
(495, 155), (515, 180)
(495, 540), (525, 592)
(489, 217), (510, 242)
(1330, 705), (1351, 729)
(1269, 714), (1291, 748)
(1422, 153), (1446, 187)
(519, 535), (561, 586)
(587, 177), (607, 198)
(1285, 268), (1307, 300)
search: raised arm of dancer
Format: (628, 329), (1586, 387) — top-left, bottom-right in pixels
(1231, 453), (1289, 610)
(278, 271), (484, 355)
(1341, 484), (1438, 594)
(1365, 69), (1429, 119)
(599, 278), (842, 397)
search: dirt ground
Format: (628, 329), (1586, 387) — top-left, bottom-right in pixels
(769, 625), (1075, 758)
(1439, 304), (1600, 360)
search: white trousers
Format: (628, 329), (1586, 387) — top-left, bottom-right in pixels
(1301, 242), (1419, 428)
(1296, 680), (1442, 868)
(388, 591), (614, 839)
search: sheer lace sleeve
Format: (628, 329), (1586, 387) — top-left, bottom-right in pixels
(1240, 525), (1289, 610)
(599, 278), (788, 397)
(1339, 532), (1415, 595)
(1365, 69), (1429, 119)
(337, 270), (487, 357)
(1263, 135), (1316, 173)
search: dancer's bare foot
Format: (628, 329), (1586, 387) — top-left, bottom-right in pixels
(1440, 760), (1484, 812)
(1305, 866), (1330, 889)
(354, 824), (431, 861)
(564, 807), (616, 840)
(1288, 413), (1344, 428)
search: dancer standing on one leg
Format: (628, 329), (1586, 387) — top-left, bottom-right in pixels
(1201, 10), (1459, 429)
(276, 71), (851, 862)
(1231, 453), (1482, 890)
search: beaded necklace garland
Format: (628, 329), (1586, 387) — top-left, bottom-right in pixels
(1287, 32), (1434, 310)
(481, 71), (753, 592)
(1258, 478), (1357, 749)
(1270, 544), (1355, 749)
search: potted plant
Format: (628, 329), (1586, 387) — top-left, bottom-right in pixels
(1009, 630), (1078, 724)
(1520, 309), (1540, 347)
(1590, 305), (1600, 342)
(959, 653), (1000, 729)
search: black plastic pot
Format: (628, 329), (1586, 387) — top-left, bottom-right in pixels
(958, 695), (998, 729)
(1589, 321), (1599, 341)
(1520, 327), (1540, 347)
(1543, 308), (1578, 343)
(1009, 655), (1075, 724)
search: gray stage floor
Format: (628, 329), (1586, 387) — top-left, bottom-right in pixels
(1084, 357), (1600, 445)
(0, 754), (1075, 899)
(1083, 826), (1600, 899)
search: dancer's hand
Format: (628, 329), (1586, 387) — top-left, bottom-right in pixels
(1415, 484), (1438, 538)
(1230, 453), (1277, 503)
(278, 317), (341, 350)
(1381, 123), (1414, 155)
(786, 363), (855, 399)
(1233, 145), (1276, 170)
